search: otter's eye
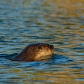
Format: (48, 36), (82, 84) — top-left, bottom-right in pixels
(47, 44), (49, 47)
(38, 46), (40, 49)
(38, 46), (42, 49)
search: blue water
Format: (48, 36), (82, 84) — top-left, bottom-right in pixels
(0, 0), (84, 84)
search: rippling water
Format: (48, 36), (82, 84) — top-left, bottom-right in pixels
(0, 0), (84, 84)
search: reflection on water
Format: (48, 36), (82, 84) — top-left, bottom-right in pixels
(0, 0), (84, 84)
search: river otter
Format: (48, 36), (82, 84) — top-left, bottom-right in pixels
(12, 43), (54, 62)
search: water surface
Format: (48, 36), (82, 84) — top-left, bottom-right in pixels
(0, 0), (84, 84)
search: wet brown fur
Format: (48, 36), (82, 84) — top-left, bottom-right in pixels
(13, 43), (54, 62)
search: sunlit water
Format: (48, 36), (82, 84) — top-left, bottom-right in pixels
(0, 0), (84, 84)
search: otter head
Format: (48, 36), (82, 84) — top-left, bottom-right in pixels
(34, 43), (54, 61)
(13, 43), (54, 62)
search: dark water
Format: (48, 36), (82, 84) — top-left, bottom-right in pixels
(0, 0), (84, 84)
